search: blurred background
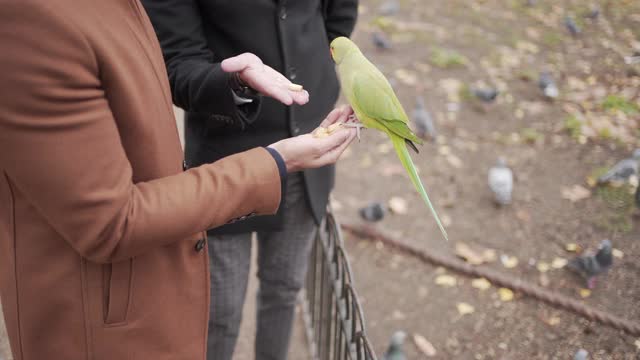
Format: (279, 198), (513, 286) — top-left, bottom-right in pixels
(329, 0), (640, 359)
(2, 0), (640, 359)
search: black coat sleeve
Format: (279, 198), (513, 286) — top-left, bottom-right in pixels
(323, 0), (359, 42)
(141, 0), (260, 127)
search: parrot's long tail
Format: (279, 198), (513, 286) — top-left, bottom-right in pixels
(390, 133), (449, 241)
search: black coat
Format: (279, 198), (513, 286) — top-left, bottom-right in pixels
(142, 0), (358, 234)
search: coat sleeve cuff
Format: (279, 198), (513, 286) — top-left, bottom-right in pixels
(264, 146), (287, 200)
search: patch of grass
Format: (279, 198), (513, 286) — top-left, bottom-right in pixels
(430, 47), (468, 69)
(564, 115), (583, 139)
(598, 127), (613, 140)
(458, 84), (473, 101)
(542, 32), (563, 47)
(601, 95), (639, 115)
(520, 128), (544, 143)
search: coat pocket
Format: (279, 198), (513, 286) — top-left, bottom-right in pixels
(102, 259), (134, 326)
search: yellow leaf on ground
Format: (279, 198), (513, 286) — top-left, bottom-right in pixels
(612, 248), (624, 258)
(500, 254), (519, 269)
(551, 257), (568, 269)
(579, 289), (591, 298)
(498, 288), (514, 302)
(471, 278), (492, 291)
(565, 243), (580, 252)
(455, 243), (487, 265)
(388, 196), (408, 215)
(457, 302), (475, 316)
(547, 316), (561, 326)
(561, 185), (591, 202)
(413, 334), (437, 357)
(536, 262), (550, 273)
(435, 274), (457, 287)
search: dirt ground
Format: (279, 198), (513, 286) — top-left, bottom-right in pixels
(332, 0), (640, 359)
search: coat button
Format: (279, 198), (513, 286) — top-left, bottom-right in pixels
(288, 67), (297, 80)
(280, 9), (287, 20)
(194, 239), (205, 252)
(182, 160), (188, 171)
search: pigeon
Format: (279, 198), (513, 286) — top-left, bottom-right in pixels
(624, 50), (640, 65)
(564, 15), (581, 37)
(597, 149), (640, 185)
(472, 87), (499, 103)
(585, 5), (600, 20)
(378, 0), (400, 16)
(574, 349), (589, 360)
(372, 32), (393, 50)
(383, 331), (407, 360)
(526, 0), (537, 6)
(488, 157), (513, 206)
(567, 239), (613, 289)
(412, 97), (437, 140)
(359, 202), (386, 222)
(538, 71), (559, 100)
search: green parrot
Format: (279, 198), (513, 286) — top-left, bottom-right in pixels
(330, 36), (448, 241)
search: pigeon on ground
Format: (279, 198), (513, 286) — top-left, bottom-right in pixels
(488, 157), (513, 206)
(383, 331), (407, 360)
(574, 349), (589, 360)
(624, 50), (640, 65)
(526, 0), (537, 6)
(378, 0), (400, 16)
(565, 15), (581, 37)
(538, 71), (559, 100)
(359, 202), (386, 222)
(585, 5), (600, 20)
(372, 32), (393, 50)
(597, 149), (640, 185)
(412, 97), (436, 140)
(567, 239), (613, 289)
(472, 87), (499, 103)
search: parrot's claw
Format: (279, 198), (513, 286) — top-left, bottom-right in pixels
(342, 123), (365, 141)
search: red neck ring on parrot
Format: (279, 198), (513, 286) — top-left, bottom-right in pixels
(330, 48), (334, 58)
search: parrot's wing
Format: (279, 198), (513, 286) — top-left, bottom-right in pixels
(352, 71), (423, 145)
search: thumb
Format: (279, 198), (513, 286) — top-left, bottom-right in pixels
(220, 53), (260, 73)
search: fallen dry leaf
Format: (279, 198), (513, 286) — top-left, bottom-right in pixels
(498, 288), (514, 302)
(635, 338), (640, 350)
(471, 278), (492, 291)
(455, 243), (494, 265)
(388, 196), (408, 215)
(561, 185), (591, 202)
(435, 274), (457, 287)
(551, 257), (568, 269)
(579, 289), (592, 298)
(456, 302), (475, 316)
(536, 262), (550, 273)
(546, 316), (561, 326)
(565, 243), (580, 252)
(394, 68), (418, 86)
(612, 248), (624, 258)
(500, 254), (519, 269)
(413, 334), (437, 357)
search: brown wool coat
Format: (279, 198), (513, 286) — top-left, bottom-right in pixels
(0, 1), (282, 359)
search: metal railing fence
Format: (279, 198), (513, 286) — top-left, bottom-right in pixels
(300, 211), (378, 360)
